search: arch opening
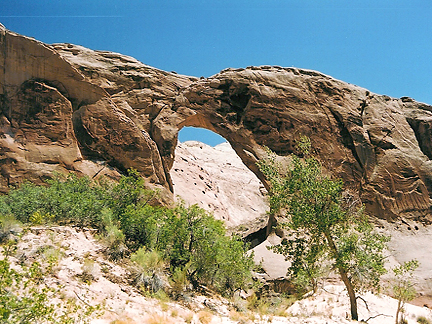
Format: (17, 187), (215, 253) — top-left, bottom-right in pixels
(171, 126), (269, 246)
(178, 126), (226, 147)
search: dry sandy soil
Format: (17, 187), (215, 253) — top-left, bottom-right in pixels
(3, 224), (430, 324)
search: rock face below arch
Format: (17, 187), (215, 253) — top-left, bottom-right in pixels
(1, 26), (432, 222)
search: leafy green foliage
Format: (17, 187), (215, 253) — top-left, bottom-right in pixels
(417, 316), (431, 324)
(258, 137), (389, 320)
(160, 204), (254, 295)
(0, 169), (254, 297)
(99, 208), (128, 260)
(130, 248), (166, 292)
(392, 259), (420, 324)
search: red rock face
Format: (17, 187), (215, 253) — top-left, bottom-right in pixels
(1, 26), (432, 222)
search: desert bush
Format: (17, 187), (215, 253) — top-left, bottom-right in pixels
(45, 173), (110, 227)
(159, 203), (254, 295)
(108, 169), (156, 218)
(392, 259), (420, 324)
(29, 211), (55, 225)
(130, 248), (167, 293)
(170, 265), (190, 296)
(78, 258), (98, 285)
(0, 214), (22, 243)
(0, 182), (49, 223)
(417, 316), (431, 324)
(100, 208), (128, 260)
(0, 169), (255, 297)
(119, 204), (166, 251)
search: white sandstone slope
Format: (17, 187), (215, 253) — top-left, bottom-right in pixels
(5, 226), (432, 324)
(170, 141), (269, 233)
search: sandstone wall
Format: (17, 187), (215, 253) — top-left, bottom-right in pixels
(1, 25), (432, 222)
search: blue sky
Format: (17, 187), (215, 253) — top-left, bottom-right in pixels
(2, 0), (431, 146)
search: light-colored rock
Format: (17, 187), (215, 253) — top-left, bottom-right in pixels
(171, 140), (268, 231)
(7, 226), (432, 324)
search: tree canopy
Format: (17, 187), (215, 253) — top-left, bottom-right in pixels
(258, 137), (389, 320)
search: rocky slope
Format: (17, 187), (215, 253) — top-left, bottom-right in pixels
(3, 225), (432, 324)
(2, 25), (432, 223)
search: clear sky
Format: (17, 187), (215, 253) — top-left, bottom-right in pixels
(2, 0), (432, 146)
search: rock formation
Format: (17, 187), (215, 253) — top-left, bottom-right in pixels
(1, 25), (432, 223)
(171, 140), (268, 234)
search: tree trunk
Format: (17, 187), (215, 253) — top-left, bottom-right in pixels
(338, 265), (359, 321)
(395, 299), (402, 324)
(324, 231), (359, 321)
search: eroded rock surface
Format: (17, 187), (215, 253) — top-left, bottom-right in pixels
(1, 25), (432, 222)
(171, 141), (268, 234)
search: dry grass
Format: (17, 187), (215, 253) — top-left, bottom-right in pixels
(183, 312), (194, 323)
(145, 313), (175, 324)
(229, 309), (255, 323)
(197, 310), (213, 324)
(110, 318), (136, 324)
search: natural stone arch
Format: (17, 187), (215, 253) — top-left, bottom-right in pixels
(3, 25), (432, 223)
(168, 67), (432, 223)
(176, 113), (268, 188)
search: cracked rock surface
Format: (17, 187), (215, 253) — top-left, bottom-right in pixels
(2, 25), (432, 222)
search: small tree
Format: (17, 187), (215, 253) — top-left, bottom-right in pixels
(162, 203), (254, 295)
(258, 137), (389, 320)
(392, 259), (419, 324)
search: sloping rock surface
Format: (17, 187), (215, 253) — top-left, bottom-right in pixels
(1, 25), (432, 222)
(8, 225), (432, 324)
(171, 141), (268, 233)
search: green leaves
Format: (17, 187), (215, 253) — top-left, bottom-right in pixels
(391, 259), (420, 324)
(258, 138), (389, 320)
(0, 169), (254, 299)
(160, 203), (253, 295)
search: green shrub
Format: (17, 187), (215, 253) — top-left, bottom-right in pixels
(392, 259), (420, 324)
(119, 204), (164, 250)
(100, 208), (128, 260)
(417, 316), (431, 324)
(0, 182), (49, 223)
(170, 266), (190, 296)
(0, 169), (255, 297)
(130, 248), (167, 292)
(417, 316), (430, 324)
(0, 214), (22, 243)
(160, 204), (254, 295)
(45, 173), (110, 227)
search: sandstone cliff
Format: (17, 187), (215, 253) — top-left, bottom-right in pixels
(1, 25), (432, 222)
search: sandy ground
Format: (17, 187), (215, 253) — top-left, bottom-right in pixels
(3, 225), (431, 324)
